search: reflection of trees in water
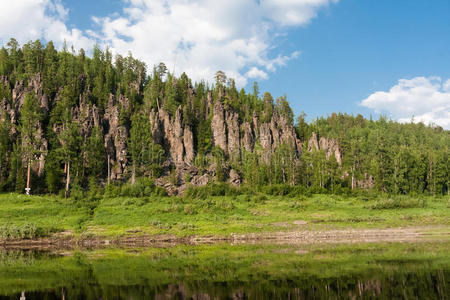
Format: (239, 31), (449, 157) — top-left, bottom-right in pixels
(6, 270), (449, 299)
(1, 245), (449, 300)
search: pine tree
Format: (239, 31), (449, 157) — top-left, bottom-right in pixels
(19, 92), (43, 194)
(129, 112), (164, 182)
(0, 120), (10, 189)
(57, 122), (81, 197)
(43, 41), (59, 98)
(85, 125), (105, 179)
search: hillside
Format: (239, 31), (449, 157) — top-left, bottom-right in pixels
(0, 39), (448, 196)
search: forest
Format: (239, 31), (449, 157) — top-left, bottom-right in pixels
(0, 38), (448, 198)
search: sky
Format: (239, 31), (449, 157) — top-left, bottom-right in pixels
(0, 0), (449, 128)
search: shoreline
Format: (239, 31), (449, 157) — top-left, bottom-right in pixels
(1, 225), (449, 250)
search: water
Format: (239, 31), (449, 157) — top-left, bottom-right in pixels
(0, 241), (449, 299)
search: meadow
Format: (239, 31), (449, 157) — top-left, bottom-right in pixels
(0, 188), (448, 240)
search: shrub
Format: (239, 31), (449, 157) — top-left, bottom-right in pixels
(184, 183), (240, 200)
(251, 194), (267, 203)
(262, 184), (292, 196)
(289, 186), (312, 197)
(0, 223), (46, 240)
(105, 178), (167, 199)
(260, 184), (312, 198)
(308, 185), (328, 195)
(87, 177), (104, 200)
(368, 196), (426, 210)
(70, 184), (86, 201)
(104, 183), (121, 198)
(332, 186), (352, 196)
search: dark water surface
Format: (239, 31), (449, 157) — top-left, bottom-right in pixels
(0, 241), (449, 299)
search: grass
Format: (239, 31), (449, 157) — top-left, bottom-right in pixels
(0, 223), (47, 240)
(0, 192), (449, 239)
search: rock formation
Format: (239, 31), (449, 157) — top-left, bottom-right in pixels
(0, 73), (346, 195)
(104, 94), (129, 180)
(307, 132), (342, 166)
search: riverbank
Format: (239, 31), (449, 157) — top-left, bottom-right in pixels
(1, 225), (450, 250)
(0, 193), (449, 248)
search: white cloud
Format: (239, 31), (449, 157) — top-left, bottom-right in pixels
(0, 0), (337, 86)
(263, 0), (339, 26)
(246, 67), (269, 80)
(361, 77), (450, 129)
(0, 0), (94, 50)
(91, 0), (337, 86)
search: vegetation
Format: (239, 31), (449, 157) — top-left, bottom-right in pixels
(0, 222), (46, 240)
(0, 192), (448, 239)
(0, 242), (449, 298)
(0, 38), (448, 197)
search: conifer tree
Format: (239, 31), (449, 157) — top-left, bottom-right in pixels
(19, 92), (42, 194)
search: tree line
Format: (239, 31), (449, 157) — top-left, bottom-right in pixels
(0, 39), (448, 196)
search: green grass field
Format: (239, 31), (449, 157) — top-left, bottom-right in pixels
(0, 192), (449, 239)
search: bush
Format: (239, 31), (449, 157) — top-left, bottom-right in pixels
(368, 196), (426, 210)
(308, 185), (328, 195)
(0, 223), (46, 240)
(87, 177), (104, 200)
(260, 184), (312, 198)
(184, 183), (240, 200)
(104, 178), (167, 199)
(262, 184), (292, 196)
(70, 184), (86, 201)
(289, 186), (312, 197)
(104, 183), (122, 198)
(332, 186), (352, 196)
(251, 194), (267, 203)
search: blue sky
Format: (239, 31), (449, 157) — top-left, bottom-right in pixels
(0, 0), (449, 128)
(259, 0), (450, 122)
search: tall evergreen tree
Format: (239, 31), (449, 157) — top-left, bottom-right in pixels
(19, 92), (43, 194)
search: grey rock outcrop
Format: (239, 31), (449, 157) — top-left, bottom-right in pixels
(240, 122), (254, 152)
(211, 100), (227, 152)
(104, 94), (129, 180)
(226, 110), (240, 157)
(0, 72), (352, 195)
(149, 105), (194, 165)
(228, 169), (241, 186)
(307, 132), (342, 166)
(183, 125), (195, 163)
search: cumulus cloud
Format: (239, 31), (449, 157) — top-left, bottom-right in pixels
(0, 0), (94, 50)
(245, 67), (269, 80)
(361, 77), (450, 129)
(0, 0), (337, 85)
(263, 0), (339, 26)
(91, 0), (337, 86)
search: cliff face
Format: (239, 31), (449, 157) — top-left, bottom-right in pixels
(1, 74), (49, 175)
(0, 73), (344, 194)
(210, 100), (301, 157)
(307, 132), (342, 166)
(104, 94), (129, 180)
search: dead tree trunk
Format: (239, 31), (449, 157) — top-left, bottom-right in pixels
(65, 161), (70, 198)
(26, 159), (31, 195)
(107, 154), (111, 185)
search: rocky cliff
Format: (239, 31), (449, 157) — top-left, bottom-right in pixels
(0, 73), (344, 195)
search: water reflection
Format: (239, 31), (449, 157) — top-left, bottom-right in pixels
(0, 242), (448, 299)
